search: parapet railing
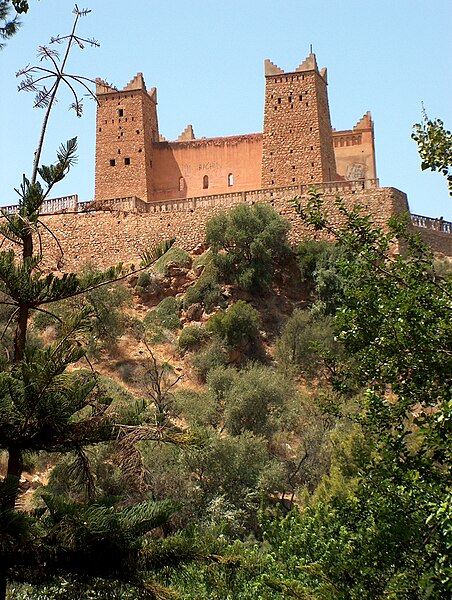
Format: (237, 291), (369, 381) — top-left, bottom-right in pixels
(410, 214), (452, 234)
(2, 194), (79, 214)
(143, 179), (380, 213)
(1, 179), (380, 217)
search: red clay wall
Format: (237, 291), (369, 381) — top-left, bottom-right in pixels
(333, 113), (377, 181)
(151, 134), (263, 200)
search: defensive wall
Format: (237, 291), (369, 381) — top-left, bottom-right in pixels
(3, 183), (450, 272)
(1, 181), (428, 273)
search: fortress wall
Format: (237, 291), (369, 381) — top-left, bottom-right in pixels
(34, 187), (408, 272)
(151, 135), (263, 200)
(333, 130), (376, 180)
(332, 113), (377, 181)
(413, 228), (452, 256)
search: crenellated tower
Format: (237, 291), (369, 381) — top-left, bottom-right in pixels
(95, 73), (159, 202)
(261, 53), (337, 188)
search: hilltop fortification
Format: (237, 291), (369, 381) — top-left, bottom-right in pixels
(94, 53), (377, 203)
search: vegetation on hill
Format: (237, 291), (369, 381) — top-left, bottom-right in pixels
(1, 8), (451, 598)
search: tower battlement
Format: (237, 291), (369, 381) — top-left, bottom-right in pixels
(94, 53), (377, 203)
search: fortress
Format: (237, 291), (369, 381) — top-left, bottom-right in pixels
(4, 53), (450, 266)
(94, 53), (377, 203)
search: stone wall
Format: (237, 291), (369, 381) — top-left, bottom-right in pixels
(95, 74), (157, 202)
(261, 55), (337, 188)
(410, 215), (452, 256)
(33, 185), (408, 272)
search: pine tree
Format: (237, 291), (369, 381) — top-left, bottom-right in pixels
(0, 8), (195, 598)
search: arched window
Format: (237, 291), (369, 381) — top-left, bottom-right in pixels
(179, 177), (185, 192)
(203, 175), (209, 189)
(228, 173), (234, 187)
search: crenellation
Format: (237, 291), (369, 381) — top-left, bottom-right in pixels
(94, 52), (377, 203)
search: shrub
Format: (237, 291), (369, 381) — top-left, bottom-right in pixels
(173, 389), (219, 427)
(206, 300), (260, 348)
(206, 203), (291, 292)
(183, 262), (223, 313)
(136, 270), (151, 287)
(191, 341), (228, 382)
(178, 324), (210, 353)
(295, 240), (348, 315)
(222, 364), (294, 437)
(153, 246), (192, 276)
(143, 296), (181, 332)
(275, 309), (341, 379)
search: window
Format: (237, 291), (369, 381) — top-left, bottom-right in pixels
(124, 157), (130, 165)
(118, 109), (124, 117)
(109, 159), (116, 167)
(203, 175), (209, 189)
(179, 177), (185, 191)
(228, 173), (234, 187)
(278, 97), (282, 104)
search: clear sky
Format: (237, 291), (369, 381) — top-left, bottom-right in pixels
(1, 0), (451, 219)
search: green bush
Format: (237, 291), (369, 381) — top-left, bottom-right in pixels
(153, 246), (192, 276)
(136, 270), (151, 287)
(206, 203), (291, 292)
(191, 341), (228, 382)
(173, 389), (219, 427)
(221, 364), (295, 437)
(295, 240), (347, 315)
(143, 296), (181, 332)
(183, 262), (223, 313)
(206, 300), (260, 348)
(275, 309), (342, 380)
(177, 324), (210, 353)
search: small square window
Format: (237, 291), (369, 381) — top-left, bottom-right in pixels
(124, 157), (130, 165)
(118, 109), (124, 117)
(109, 159), (116, 167)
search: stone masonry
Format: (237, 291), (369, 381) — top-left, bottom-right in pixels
(35, 185), (410, 272)
(94, 53), (376, 203)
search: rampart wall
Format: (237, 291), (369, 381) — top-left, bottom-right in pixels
(32, 184), (409, 272)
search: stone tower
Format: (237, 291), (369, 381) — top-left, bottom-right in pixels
(261, 53), (337, 188)
(95, 73), (159, 202)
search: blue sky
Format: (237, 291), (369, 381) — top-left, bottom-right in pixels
(1, 0), (451, 219)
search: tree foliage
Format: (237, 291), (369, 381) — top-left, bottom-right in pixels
(412, 110), (452, 196)
(206, 203), (291, 292)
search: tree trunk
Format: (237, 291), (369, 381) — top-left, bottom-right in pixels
(13, 304), (29, 365)
(0, 448), (23, 600)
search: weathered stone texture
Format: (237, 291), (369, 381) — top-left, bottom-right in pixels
(94, 54), (376, 203)
(261, 57), (337, 188)
(95, 74), (158, 202)
(33, 187), (408, 272)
